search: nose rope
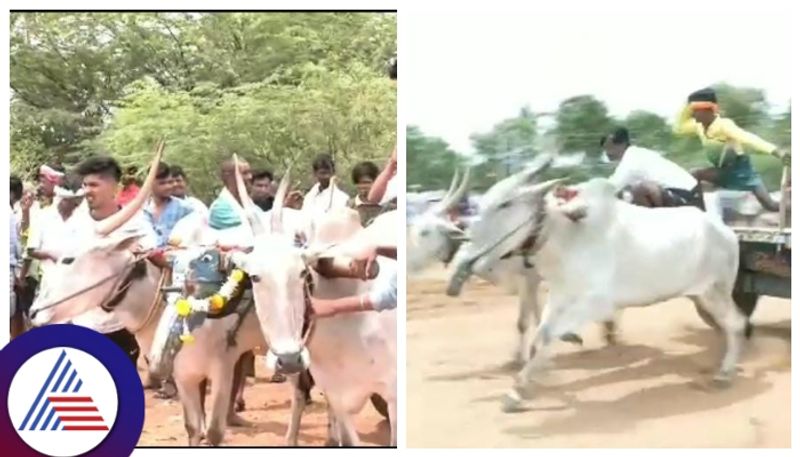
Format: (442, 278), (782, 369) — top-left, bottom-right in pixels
(467, 202), (547, 267)
(32, 252), (145, 314)
(301, 265), (317, 346)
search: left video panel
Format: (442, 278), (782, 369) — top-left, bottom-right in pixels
(6, 10), (398, 449)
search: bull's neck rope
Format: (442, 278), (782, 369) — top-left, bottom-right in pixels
(469, 201), (548, 265)
(34, 251), (148, 313)
(301, 267), (317, 346)
(126, 264), (169, 334)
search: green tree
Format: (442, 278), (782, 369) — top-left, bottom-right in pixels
(469, 106), (538, 180)
(552, 95), (613, 155)
(10, 12), (396, 197)
(624, 111), (672, 152)
(407, 126), (465, 191)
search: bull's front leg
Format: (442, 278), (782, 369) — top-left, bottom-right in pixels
(205, 361), (235, 446)
(503, 316), (557, 413)
(285, 370), (313, 446)
(227, 353), (253, 427)
(174, 375), (205, 446)
(514, 273), (541, 366)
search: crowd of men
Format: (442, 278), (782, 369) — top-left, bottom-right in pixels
(10, 61), (398, 416)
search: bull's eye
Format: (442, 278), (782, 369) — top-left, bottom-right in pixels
(61, 257), (75, 265)
(498, 201), (512, 209)
(251, 275), (261, 283)
(201, 254), (213, 263)
(419, 229), (431, 237)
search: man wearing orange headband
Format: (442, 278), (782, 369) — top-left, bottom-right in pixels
(674, 87), (789, 211)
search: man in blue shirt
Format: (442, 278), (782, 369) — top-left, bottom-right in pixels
(144, 162), (194, 247)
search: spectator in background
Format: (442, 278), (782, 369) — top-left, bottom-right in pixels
(117, 165), (141, 206)
(302, 154), (350, 219)
(251, 169), (275, 211)
(12, 163), (64, 327)
(144, 162), (194, 247)
(10, 176), (24, 338)
(170, 165), (209, 218)
(349, 161), (380, 207)
(23, 174), (86, 294)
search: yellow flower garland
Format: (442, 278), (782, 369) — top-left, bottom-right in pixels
(173, 268), (246, 344)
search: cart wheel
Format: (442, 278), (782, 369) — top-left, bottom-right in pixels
(370, 394), (389, 419)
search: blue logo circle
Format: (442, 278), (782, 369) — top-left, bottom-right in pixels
(1, 325), (145, 457)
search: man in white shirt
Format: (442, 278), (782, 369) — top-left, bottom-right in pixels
(302, 154), (350, 222)
(25, 175), (87, 293)
(602, 127), (703, 208)
(68, 156), (158, 366)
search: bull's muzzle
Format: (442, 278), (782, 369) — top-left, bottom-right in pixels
(446, 259), (474, 297)
(266, 347), (311, 375)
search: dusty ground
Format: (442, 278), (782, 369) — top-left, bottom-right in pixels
(408, 266), (791, 448)
(137, 356), (389, 447)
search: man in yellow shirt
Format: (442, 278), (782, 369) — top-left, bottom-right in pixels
(674, 87), (789, 211)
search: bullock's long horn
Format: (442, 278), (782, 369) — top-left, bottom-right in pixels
(524, 177), (566, 197)
(433, 169), (460, 215)
(519, 153), (555, 184)
(233, 154), (266, 236)
(95, 139), (164, 237)
(271, 165), (291, 233)
(441, 167), (471, 211)
(444, 169), (460, 202)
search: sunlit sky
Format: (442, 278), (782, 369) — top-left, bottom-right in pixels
(406, 10), (792, 154)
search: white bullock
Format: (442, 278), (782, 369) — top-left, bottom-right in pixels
(228, 158), (397, 446)
(446, 155), (746, 412)
(409, 168), (604, 364)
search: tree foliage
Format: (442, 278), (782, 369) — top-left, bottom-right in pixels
(10, 12), (396, 198)
(407, 126), (466, 191)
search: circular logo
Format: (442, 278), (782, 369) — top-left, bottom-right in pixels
(0, 325), (144, 457)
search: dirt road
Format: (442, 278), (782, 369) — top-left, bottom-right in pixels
(407, 266), (791, 447)
(137, 356), (389, 447)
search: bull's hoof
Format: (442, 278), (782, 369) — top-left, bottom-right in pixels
(505, 356), (524, 371)
(324, 437), (340, 447)
(604, 332), (618, 346)
(235, 398), (245, 412)
(154, 385), (177, 400)
(560, 333), (583, 345)
(712, 371), (735, 388)
(205, 427), (224, 447)
(227, 412), (252, 427)
(501, 389), (526, 413)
